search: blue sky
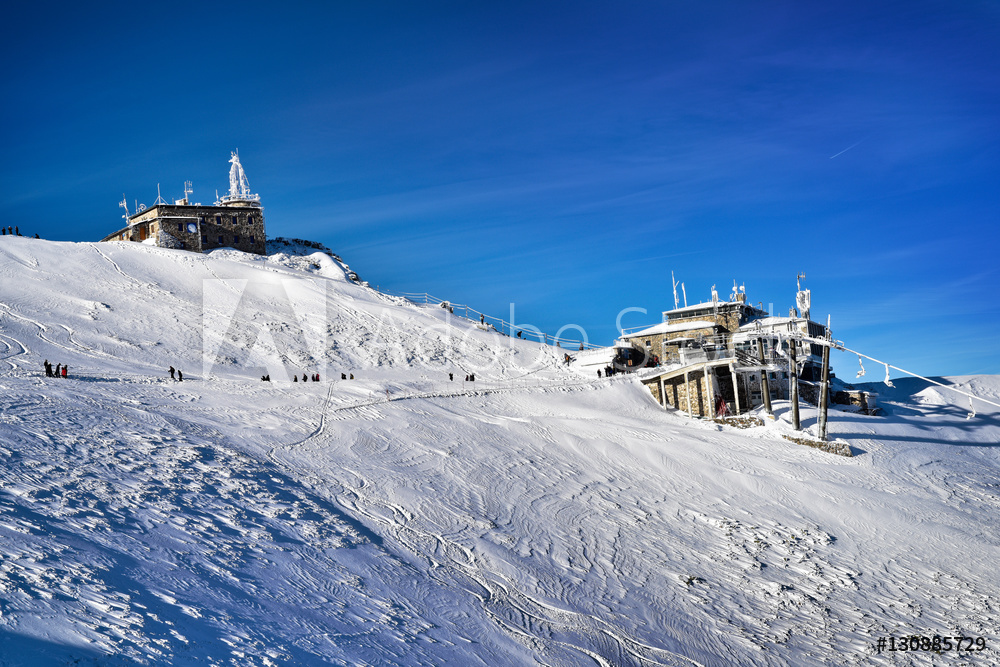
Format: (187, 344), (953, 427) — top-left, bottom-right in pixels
(3, 1), (998, 378)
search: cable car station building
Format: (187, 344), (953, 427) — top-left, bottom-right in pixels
(101, 153), (266, 255)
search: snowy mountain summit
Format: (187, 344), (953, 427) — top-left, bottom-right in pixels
(1, 236), (998, 666)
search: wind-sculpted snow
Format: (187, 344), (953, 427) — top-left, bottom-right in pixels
(1, 236), (998, 666)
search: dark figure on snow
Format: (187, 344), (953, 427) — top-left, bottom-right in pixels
(44, 360), (51, 377)
(465, 375), (469, 382)
(55, 363), (61, 377)
(350, 374), (354, 380)
(34, 233), (40, 239)
(449, 373), (453, 381)
(597, 369), (602, 379)
(294, 375), (298, 382)
(480, 314), (485, 324)
(14, 226), (19, 236)
(341, 373), (347, 380)
(177, 370), (183, 381)
(517, 330), (522, 338)
(1, 228), (5, 235)
(169, 366), (175, 380)
(61, 365), (67, 378)
(470, 374), (475, 382)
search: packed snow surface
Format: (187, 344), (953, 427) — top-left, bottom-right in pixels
(1, 236), (998, 666)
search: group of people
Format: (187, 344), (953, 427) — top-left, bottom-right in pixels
(1, 226), (38, 238)
(43, 360), (67, 378)
(599, 365), (620, 379)
(168, 366), (184, 381)
(292, 373), (322, 382)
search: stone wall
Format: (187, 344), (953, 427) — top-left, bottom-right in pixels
(101, 203), (267, 255)
(626, 325), (717, 365)
(643, 369), (711, 417)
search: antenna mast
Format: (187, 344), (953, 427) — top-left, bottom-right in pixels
(795, 272), (811, 320)
(672, 271), (680, 310)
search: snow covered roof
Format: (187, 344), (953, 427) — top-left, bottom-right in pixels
(663, 300), (753, 316)
(622, 320), (717, 338)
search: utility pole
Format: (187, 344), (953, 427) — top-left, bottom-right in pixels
(817, 315), (832, 441)
(757, 338), (773, 417)
(788, 337), (801, 430)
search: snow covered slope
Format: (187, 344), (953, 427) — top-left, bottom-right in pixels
(1, 236), (998, 666)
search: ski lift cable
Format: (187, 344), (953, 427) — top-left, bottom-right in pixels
(790, 333), (1000, 411)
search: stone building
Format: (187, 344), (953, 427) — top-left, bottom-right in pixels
(625, 281), (831, 419)
(101, 152), (266, 255)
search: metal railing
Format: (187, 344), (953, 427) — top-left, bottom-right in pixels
(378, 289), (602, 351)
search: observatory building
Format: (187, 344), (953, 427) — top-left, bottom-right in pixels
(101, 152), (266, 255)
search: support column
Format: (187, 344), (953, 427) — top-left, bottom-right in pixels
(789, 338), (801, 430)
(706, 366), (715, 418)
(730, 363), (741, 415)
(685, 370), (693, 417)
(818, 316), (832, 441)
(658, 375), (666, 408)
(757, 338), (773, 416)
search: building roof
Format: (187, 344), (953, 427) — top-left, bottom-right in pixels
(622, 320), (717, 338)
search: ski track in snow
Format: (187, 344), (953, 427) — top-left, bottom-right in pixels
(1, 237), (998, 666)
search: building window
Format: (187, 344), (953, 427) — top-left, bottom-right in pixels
(247, 215), (254, 225)
(215, 215), (221, 224)
(198, 216), (205, 224)
(177, 222), (183, 232)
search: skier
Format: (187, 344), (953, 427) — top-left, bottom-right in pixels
(44, 360), (51, 377)
(177, 369), (183, 381)
(169, 366), (176, 380)
(55, 363), (61, 377)
(449, 372), (453, 381)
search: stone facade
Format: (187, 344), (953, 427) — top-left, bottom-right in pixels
(642, 368), (712, 417)
(662, 297), (767, 334)
(622, 322), (718, 365)
(101, 202), (266, 255)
